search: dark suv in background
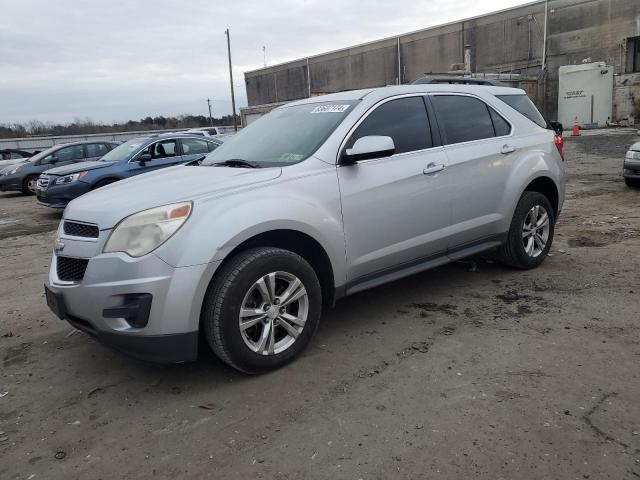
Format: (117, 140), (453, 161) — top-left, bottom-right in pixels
(0, 141), (118, 195)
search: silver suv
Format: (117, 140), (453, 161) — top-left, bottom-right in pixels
(45, 85), (565, 373)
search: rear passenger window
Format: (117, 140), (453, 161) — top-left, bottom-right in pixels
(181, 138), (211, 155)
(489, 109), (511, 136)
(432, 95), (495, 144)
(345, 97), (432, 155)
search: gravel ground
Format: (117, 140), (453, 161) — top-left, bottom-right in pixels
(1, 130), (639, 480)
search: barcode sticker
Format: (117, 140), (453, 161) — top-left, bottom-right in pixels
(310, 105), (350, 114)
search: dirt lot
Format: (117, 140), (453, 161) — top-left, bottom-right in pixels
(1, 130), (639, 480)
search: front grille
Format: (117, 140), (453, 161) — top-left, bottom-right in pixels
(56, 257), (89, 282)
(63, 221), (99, 238)
(37, 175), (50, 189)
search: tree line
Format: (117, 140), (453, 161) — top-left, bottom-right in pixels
(0, 114), (237, 138)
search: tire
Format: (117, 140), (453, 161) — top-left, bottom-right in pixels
(202, 247), (322, 374)
(93, 178), (117, 190)
(498, 191), (555, 269)
(624, 177), (640, 188)
(22, 175), (39, 195)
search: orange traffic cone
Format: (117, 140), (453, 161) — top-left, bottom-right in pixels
(571, 117), (580, 136)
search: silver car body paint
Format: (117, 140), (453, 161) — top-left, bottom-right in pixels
(47, 84), (565, 357)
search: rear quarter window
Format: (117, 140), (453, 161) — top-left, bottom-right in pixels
(496, 94), (547, 129)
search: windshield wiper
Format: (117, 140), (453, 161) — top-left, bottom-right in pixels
(212, 158), (260, 169)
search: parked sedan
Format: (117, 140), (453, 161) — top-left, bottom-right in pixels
(0, 141), (118, 195)
(37, 134), (222, 209)
(0, 149), (34, 168)
(623, 141), (640, 187)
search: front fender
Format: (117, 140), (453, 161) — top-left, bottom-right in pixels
(153, 168), (346, 287)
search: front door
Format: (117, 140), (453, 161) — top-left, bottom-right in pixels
(337, 95), (452, 284)
(128, 139), (183, 176)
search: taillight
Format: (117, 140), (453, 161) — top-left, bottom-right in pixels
(554, 135), (564, 161)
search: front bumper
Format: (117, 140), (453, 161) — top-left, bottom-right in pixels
(45, 225), (218, 363)
(623, 157), (640, 179)
(37, 180), (91, 208)
(0, 174), (22, 191)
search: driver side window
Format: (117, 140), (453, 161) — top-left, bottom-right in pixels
(345, 97), (433, 155)
(140, 140), (177, 159)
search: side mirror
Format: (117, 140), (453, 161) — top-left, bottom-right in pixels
(49, 156), (59, 164)
(341, 136), (395, 164)
(137, 153), (152, 165)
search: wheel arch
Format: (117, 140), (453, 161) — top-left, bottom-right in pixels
(523, 176), (559, 216)
(210, 229), (336, 308)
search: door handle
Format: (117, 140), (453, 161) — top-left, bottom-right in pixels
(501, 144), (517, 154)
(423, 163), (445, 175)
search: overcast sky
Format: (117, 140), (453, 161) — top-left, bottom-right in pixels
(0, 0), (534, 125)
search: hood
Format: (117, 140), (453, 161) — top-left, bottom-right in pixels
(0, 158), (26, 168)
(630, 141), (640, 152)
(64, 164), (283, 229)
(44, 160), (116, 176)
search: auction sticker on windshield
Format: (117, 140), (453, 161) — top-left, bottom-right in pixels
(310, 105), (350, 114)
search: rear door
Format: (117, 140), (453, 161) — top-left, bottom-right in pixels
(337, 95), (452, 283)
(430, 94), (515, 250)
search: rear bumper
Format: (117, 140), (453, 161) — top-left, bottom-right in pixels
(0, 175), (22, 191)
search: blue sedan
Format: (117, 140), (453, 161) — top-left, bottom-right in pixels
(36, 134), (222, 209)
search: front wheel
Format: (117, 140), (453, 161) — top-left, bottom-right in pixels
(499, 191), (555, 269)
(22, 175), (39, 195)
(202, 247), (322, 374)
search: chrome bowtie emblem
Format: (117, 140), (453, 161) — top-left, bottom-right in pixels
(54, 238), (65, 253)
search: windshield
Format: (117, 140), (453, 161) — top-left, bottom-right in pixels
(23, 145), (60, 164)
(99, 138), (147, 162)
(496, 94), (547, 129)
(202, 101), (356, 167)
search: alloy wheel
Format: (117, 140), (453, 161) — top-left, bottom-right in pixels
(522, 204), (550, 257)
(27, 178), (37, 193)
(238, 271), (309, 355)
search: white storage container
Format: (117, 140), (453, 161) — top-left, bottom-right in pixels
(557, 62), (613, 128)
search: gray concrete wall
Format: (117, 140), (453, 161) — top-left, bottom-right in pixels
(244, 0), (640, 121)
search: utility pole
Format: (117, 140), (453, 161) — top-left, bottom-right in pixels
(225, 28), (238, 132)
(263, 45), (266, 67)
(207, 98), (213, 126)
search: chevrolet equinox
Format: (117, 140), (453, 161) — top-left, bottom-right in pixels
(45, 84), (565, 373)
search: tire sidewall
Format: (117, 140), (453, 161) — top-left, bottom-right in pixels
(23, 175), (38, 195)
(208, 250), (322, 373)
(509, 192), (555, 268)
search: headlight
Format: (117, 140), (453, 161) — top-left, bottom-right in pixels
(626, 150), (640, 160)
(104, 201), (192, 257)
(54, 171), (88, 185)
(9, 165), (21, 175)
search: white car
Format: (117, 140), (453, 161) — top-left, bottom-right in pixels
(186, 126), (233, 137)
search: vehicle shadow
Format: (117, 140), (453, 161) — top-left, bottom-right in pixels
(66, 254), (514, 391)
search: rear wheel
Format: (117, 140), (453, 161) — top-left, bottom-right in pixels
(22, 175), (38, 195)
(624, 177), (640, 188)
(202, 247), (322, 374)
(499, 191), (555, 269)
